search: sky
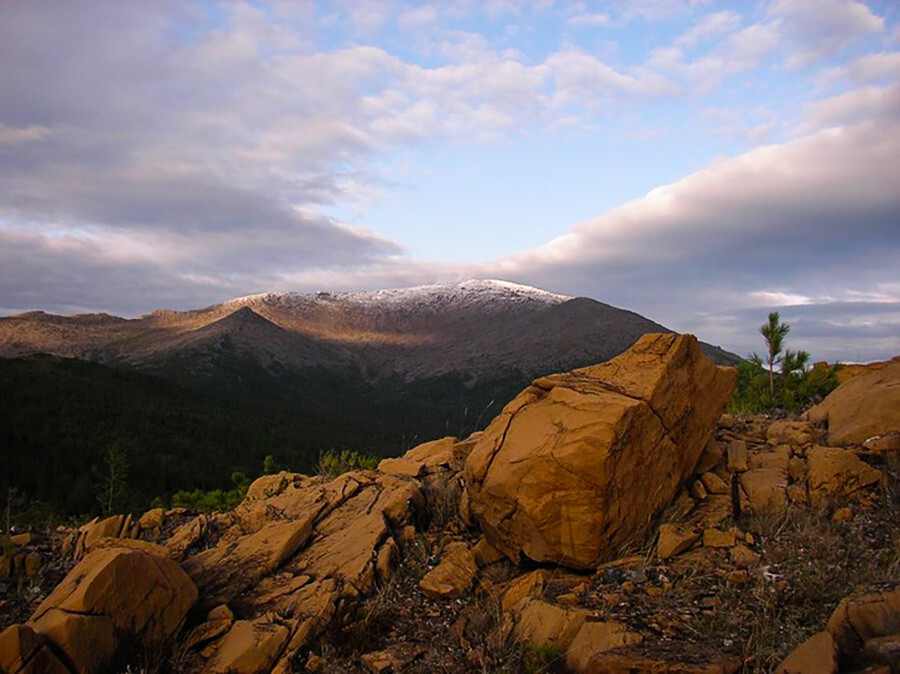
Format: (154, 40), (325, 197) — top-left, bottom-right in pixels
(1, 0), (898, 362)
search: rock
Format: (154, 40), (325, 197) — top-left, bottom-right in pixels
(419, 541), (477, 599)
(501, 570), (549, 613)
(9, 533), (35, 547)
(0, 624), (70, 674)
(656, 523), (699, 560)
(137, 507), (165, 531)
(807, 446), (882, 505)
(565, 620), (643, 672)
(167, 514), (209, 560)
(205, 619), (290, 674)
(695, 438), (724, 474)
(863, 432), (900, 452)
(513, 599), (589, 651)
(863, 634), (900, 668)
(727, 440), (749, 472)
(27, 546), (197, 674)
(305, 653), (326, 670)
(691, 480), (709, 500)
(767, 420), (816, 448)
(826, 586), (900, 654)
(700, 471), (730, 495)
(184, 517), (314, 609)
(730, 544), (761, 569)
(739, 467), (787, 514)
(464, 333), (736, 569)
(775, 630), (838, 673)
(728, 569), (750, 585)
(75, 513), (130, 557)
(376, 457), (425, 478)
(472, 536), (505, 567)
(832, 506), (854, 522)
(186, 471), (423, 671)
(807, 358), (900, 446)
(579, 653), (741, 673)
(703, 527), (736, 548)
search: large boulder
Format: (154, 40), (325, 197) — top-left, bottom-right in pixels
(464, 333), (736, 569)
(25, 546), (197, 674)
(807, 358), (900, 446)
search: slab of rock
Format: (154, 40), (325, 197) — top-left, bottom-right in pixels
(739, 467), (787, 514)
(826, 586), (900, 653)
(181, 471), (424, 672)
(775, 630), (838, 673)
(464, 333), (736, 568)
(656, 523), (699, 560)
(26, 546), (197, 674)
(807, 446), (881, 505)
(0, 624), (70, 674)
(419, 541), (477, 599)
(565, 620), (643, 672)
(807, 358), (900, 446)
(727, 440), (749, 472)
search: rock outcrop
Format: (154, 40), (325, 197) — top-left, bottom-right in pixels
(464, 333), (736, 568)
(1, 546), (197, 674)
(807, 357), (900, 446)
(175, 470), (424, 672)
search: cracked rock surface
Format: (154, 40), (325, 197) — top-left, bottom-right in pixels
(463, 333), (736, 569)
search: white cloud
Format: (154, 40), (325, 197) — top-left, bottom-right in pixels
(768, 0), (884, 69)
(566, 13), (612, 28)
(675, 10), (742, 49)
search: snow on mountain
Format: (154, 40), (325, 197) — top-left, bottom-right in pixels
(225, 279), (571, 313)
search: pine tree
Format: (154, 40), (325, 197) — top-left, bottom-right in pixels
(760, 312), (790, 396)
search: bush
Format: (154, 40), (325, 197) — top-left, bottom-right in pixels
(317, 449), (379, 477)
(727, 313), (841, 414)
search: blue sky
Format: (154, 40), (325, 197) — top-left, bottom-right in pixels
(1, 0), (899, 361)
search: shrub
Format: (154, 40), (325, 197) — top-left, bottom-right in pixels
(317, 449), (379, 477)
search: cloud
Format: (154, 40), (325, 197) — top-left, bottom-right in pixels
(482, 98), (900, 361)
(768, 0), (884, 69)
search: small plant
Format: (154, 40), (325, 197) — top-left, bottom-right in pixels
(727, 312), (841, 414)
(317, 449), (379, 477)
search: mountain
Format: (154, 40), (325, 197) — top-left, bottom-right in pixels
(0, 279), (738, 379)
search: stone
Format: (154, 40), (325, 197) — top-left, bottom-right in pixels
(513, 599), (589, 651)
(419, 541), (477, 599)
(580, 653), (741, 673)
(728, 570), (750, 585)
(9, 533), (35, 547)
(75, 513), (129, 557)
(703, 528), (736, 548)
(807, 358), (900, 446)
(501, 570), (549, 613)
(826, 586), (900, 653)
(472, 536), (506, 567)
(138, 507), (166, 531)
(739, 467), (787, 514)
(730, 544), (761, 569)
(305, 654), (326, 670)
(695, 438), (724, 474)
(0, 624), (70, 674)
(775, 630), (838, 674)
(767, 420), (816, 448)
(656, 523), (700, 560)
(464, 334), (736, 569)
(832, 506), (854, 522)
(691, 480), (709, 500)
(184, 516), (314, 609)
(28, 546), (197, 674)
(205, 619), (290, 674)
(863, 432), (900, 452)
(727, 440), (749, 472)
(565, 620), (643, 672)
(749, 445), (791, 471)
(807, 446), (882, 505)
(700, 471), (730, 495)
(863, 634), (900, 668)
(181, 471), (423, 672)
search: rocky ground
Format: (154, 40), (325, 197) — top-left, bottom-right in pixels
(2, 333), (898, 673)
